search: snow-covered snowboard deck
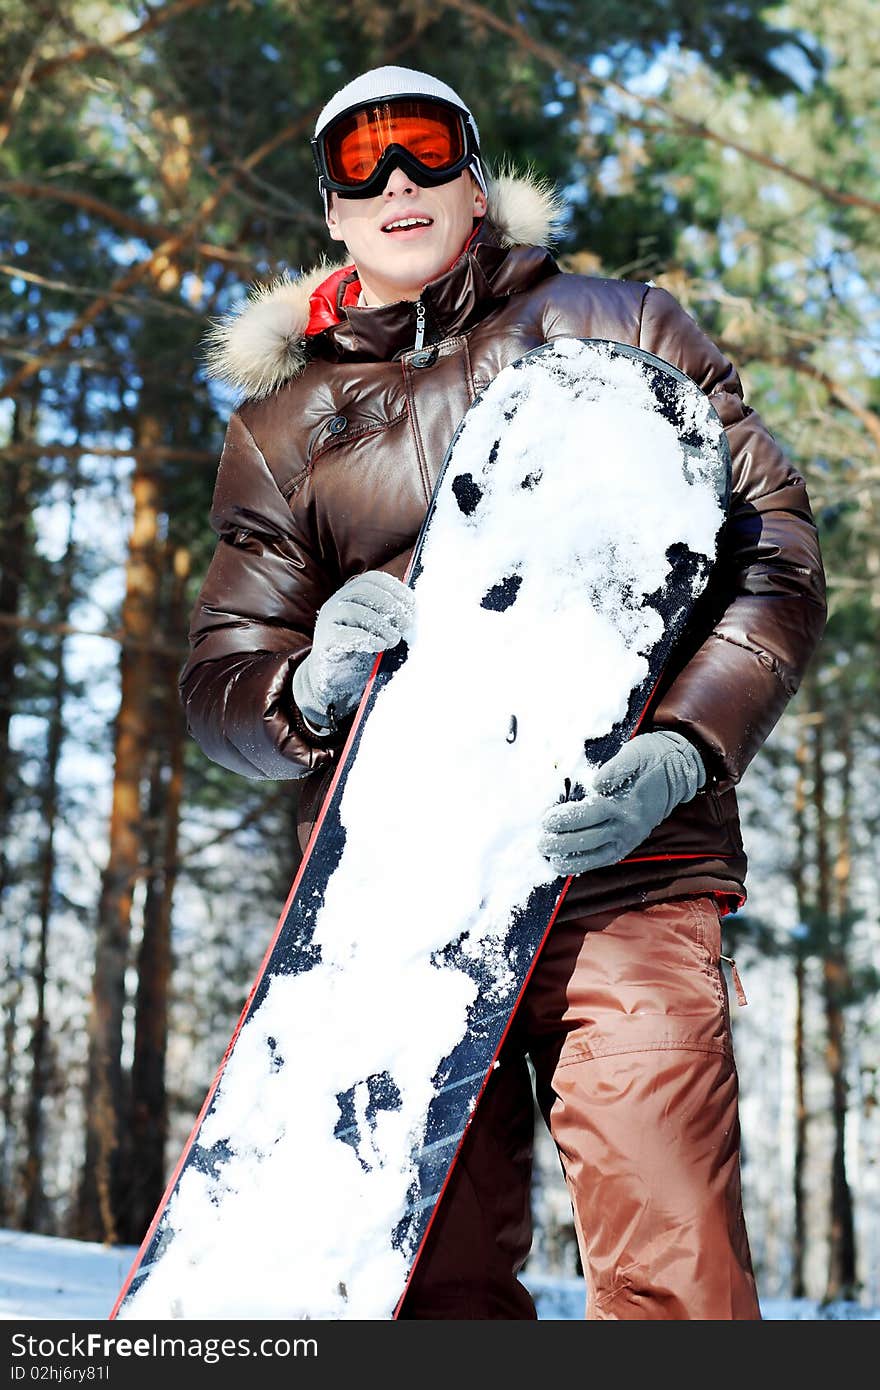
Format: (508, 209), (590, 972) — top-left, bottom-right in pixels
(113, 338), (730, 1320)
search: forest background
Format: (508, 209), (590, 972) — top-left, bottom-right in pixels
(0, 0), (877, 1311)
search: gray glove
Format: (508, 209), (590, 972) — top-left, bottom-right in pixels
(292, 571), (415, 734)
(538, 731), (705, 875)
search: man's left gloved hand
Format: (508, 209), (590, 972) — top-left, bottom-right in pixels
(538, 731), (706, 876)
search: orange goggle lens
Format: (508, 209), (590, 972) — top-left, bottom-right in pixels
(324, 100), (466, 186)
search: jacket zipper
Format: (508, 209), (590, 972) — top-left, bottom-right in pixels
(414, 300), (426, 351)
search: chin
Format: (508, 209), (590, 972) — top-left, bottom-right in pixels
(390, 252), (451, 288)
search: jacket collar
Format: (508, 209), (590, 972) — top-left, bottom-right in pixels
(317, 223), (556, 364)
(304, 221), (486, 336)
(204, 169), (564, 399)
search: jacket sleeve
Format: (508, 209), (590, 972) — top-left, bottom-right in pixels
(178, 410), (341, 780)
(637, 285), (827, 788)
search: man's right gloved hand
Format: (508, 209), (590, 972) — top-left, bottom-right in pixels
(292, 571), (415, 734)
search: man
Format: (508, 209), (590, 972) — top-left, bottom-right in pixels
(181, 66), (826, 1319)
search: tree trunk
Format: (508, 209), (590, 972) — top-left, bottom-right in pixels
(0, 947), (24, 1226)
(791, 727), (809, 1299)
(828, 707), (857, 1299)
(0, 382), (38, 1225)
(20, 465), (78, 1232)
(0, 382), (36, 895)
(813, 689), (857, 1301)
(75, 407), (163, 1243)
(120, 545), (190, 1245)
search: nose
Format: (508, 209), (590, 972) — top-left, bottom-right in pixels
(382, 163), (419, 197)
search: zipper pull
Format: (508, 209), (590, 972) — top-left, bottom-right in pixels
(720, 954), (748, 1007)
(414, 300), (426, 351)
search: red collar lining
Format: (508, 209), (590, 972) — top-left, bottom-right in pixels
(305, 221), (484, 337)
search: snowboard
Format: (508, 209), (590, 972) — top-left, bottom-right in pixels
(112, 337), (731, 1321)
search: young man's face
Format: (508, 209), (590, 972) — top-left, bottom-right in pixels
(326, 164), (488, 307)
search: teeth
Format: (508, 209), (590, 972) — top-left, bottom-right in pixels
(384, 217), (432, 231)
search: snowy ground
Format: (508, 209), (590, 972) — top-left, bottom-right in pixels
(0, 1229), (877, 1320)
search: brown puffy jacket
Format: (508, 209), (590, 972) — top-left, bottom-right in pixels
(180, 172), (826, 920)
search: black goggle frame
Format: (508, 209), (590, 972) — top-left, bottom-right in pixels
(311, 95), (481, 201)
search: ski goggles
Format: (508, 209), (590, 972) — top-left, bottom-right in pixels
(311, 96), (480, 199)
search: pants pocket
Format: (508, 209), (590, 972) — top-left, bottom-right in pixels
(688, 895), (728, 1010)
(533, 896), (735, 1069)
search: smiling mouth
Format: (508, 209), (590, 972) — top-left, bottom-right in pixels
(382, 217), (434, 233)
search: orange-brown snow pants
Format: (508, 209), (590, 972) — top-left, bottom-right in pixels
(398, 895), (761, 1320)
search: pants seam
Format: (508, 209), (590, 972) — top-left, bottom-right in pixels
(555, 1039), (733, 1067)
(690, 896), (728, 1007)
(591, 1267), (636, 1314)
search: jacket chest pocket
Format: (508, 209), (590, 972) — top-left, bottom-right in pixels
(307, 408), (408, 470)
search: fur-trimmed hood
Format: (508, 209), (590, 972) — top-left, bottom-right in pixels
(204, 169), (563, 400)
